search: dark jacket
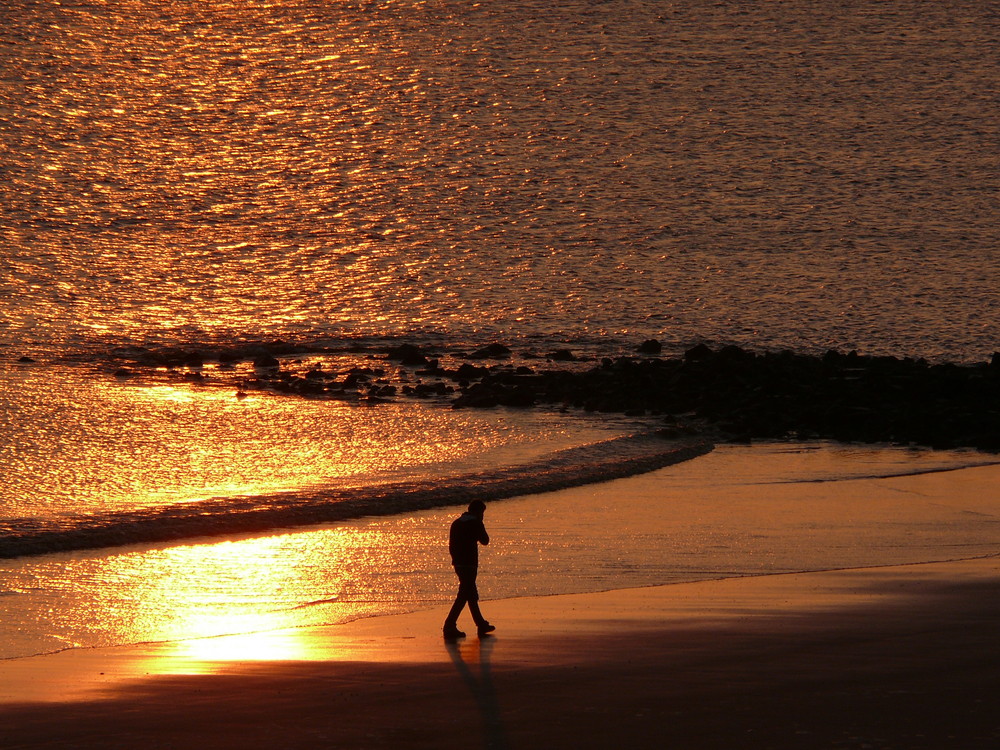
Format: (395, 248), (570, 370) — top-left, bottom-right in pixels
(449, 512), (489, 566)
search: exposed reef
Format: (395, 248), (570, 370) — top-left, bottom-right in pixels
(102, 341), (1000, 452)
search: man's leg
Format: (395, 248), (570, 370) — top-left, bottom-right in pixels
(456, 565), (493, 632)
(468, 598), (488, 628)
(444, 589), (468, 629)
(444, 565), (475, 636)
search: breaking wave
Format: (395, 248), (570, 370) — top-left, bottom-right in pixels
(0, 434), (712, 560)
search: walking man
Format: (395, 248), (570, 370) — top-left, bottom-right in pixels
(443, 500), (496, 640)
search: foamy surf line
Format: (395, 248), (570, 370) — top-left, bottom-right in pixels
(0, 434), (712, 559)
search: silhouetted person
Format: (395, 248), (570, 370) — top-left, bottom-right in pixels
(443, 500), (495, 640)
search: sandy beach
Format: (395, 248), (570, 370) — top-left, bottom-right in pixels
(3, 552), (1000, 750)
(3, 447), (1000, 750)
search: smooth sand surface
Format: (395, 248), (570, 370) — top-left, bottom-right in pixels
(3, 555), (1000, 749)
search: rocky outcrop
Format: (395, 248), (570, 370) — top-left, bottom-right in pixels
(106, 340), (1000, 451)
(442, 344), (1000, 450)
(529, 346), (999, 450)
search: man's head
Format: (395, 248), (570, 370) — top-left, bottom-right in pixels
(468, 500), (486, 518)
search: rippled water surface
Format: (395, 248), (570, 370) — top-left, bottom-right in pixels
(2, 0), (997, 359)
(0, 364), (646, 522)
(1, 1), (999, 662)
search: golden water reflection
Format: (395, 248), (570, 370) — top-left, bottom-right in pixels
(3, 366), (589, 519)
(68, 515), (449, 674)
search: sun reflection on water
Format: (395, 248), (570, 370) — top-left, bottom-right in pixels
(2, 366), (587, 520)
(71, 518), (446, 673)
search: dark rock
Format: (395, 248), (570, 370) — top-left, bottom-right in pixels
(416, 359), (444, 375)
(387, 344), (428, 366)
(548, 349), (577, 361)
(182, 351), (205, 368)
(292, 378), (325, 395)
(454, 363), (489, 380)
(685, 344), (713, 361)
(717, 345), (753, 363)
(17, 355), (35, 363)
(412, 382), (452, 397)
(637, 339), (662, 354)
(114, 368), (132, 378)
(453, 383), (499, 409)
(409, 383), (448, 398)
(253, 354), (280, 368)
(468, 343), (512, 359)
(342, 372), (369, 388)
(498, 386), (536, 408)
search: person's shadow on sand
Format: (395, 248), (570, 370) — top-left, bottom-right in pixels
(446, 637), (508, 750)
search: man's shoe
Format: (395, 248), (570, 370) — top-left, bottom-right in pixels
(443, 626), (466, 640)
(477, 623), (496, 636)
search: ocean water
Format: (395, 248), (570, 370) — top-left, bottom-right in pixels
(1, 1), (999, 660)
(3, 0), (997, 359)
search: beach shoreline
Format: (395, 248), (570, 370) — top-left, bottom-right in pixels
(3, 556), (1000, 749)
(3, 443), (998, 665)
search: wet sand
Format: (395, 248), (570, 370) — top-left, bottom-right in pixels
(3, 555), (1000, 749)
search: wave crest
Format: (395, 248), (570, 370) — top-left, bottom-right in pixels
(0, 434), (712, 560)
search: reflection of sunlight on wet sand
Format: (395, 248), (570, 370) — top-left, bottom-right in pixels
(120, 532), (362, 676)
(159, 629), (329, 675)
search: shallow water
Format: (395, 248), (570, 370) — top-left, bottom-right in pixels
(2, 442), (996, 660)
(0, 364), (652, 526)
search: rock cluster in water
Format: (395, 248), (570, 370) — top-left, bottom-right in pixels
(98, 341), (1000, 451)
(531, 345), (1000, 450)
(446, 343), (999, 451)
